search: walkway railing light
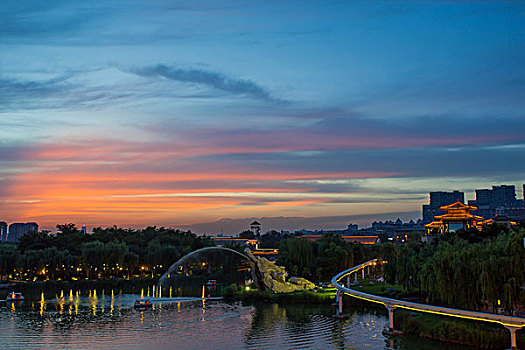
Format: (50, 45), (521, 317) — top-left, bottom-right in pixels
(332, 259), (525, 349)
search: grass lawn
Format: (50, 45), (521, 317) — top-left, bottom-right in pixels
(350, 279), (408, 297)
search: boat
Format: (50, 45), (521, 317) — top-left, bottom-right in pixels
(206, 280), (217, 287)
(134, 298), (152, 309)
(6, 292), (24, 302)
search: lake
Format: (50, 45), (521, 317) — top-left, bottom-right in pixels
(0, 290), (472, 349)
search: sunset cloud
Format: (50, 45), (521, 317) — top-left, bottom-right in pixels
(1, 1), (525, 231)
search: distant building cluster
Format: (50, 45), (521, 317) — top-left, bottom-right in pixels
(468, 185), (525, 220)
(296, 220), (424, 238)
(422, 184), (525, 225)
(421, 184), (525, 236)
(213, 184), (525, 247)
(299, 234), (380, 245)
(0, 222), (39, 242)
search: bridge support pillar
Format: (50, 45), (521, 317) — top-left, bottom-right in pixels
(338, 291), (343, 315)
(505, 326), (520, 350)
(333, 290), (349, 319)
(362, 268), (365, 279)
(382, 305), (403, 336)
(387, 306), (395, 331)
(354, 272), (358, 283)
(346, 275), (350, 287)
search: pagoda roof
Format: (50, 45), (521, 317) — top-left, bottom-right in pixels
(424, 221), (443, 228)
(250, 221), (261, 226)
(439, 200), (478, 212)
(482, 216), (517, 225)
(434, 212), (484, 221)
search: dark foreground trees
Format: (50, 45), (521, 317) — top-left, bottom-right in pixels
(1, 224), (213, 281)
(278, 227), (525, 314)
(278, 234), (378, 283)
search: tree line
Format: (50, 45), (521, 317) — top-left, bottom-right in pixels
(278, 225), (525, 315)
(0, 224), (213, 281)
(278, 234), (379, 283)
(383, 226), (525, 315)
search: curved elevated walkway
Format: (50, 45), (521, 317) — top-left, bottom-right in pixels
(332, 259), (525, 349)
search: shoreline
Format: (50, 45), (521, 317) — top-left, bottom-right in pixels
(3, 277), (160, 297)
(232, 287), (524, 349)
(6, 278), (524, 349)
(345, 280), (525, 350)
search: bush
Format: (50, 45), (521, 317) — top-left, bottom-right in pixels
(395, 310), (523, 349)
(221, 283), (239, 298)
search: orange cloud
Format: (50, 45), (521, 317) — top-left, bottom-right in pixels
(1, 138), (409, 229)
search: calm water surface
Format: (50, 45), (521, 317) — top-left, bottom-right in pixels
(0, 291), (472, 349)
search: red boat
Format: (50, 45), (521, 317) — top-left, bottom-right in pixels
(134, 298), (152, 309)
(6, 292), (24, 302)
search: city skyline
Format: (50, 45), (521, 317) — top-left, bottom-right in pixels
(2, 1), (525, 231)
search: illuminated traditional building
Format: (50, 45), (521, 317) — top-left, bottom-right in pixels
(424, 201), (484, 234)
(481, 215), (518, 229)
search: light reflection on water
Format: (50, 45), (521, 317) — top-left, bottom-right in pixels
(0, 292), (472, 350)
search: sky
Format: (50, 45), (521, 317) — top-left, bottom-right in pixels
(1, 0), (525, 234)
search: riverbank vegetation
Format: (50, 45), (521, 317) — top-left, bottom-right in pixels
(278, 226), (525, 315)
(277, 226), (525, 349)
(0, 224), (213, 281)
(221, 282), (336, 304)
(381, 227), (525, 315)
(278, 234), (379, 283)
(395, 310), (524, 349)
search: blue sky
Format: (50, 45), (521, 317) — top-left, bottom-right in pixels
(1, 1), (525, 233)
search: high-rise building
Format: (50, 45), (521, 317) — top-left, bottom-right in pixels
(422, 191), (464, 224)
(491, 185), (516, 207)
(469, 185), (520, 219)
(0, 222), (7, 241)
(7, 222), (38, 242)
(475, 189), (492, 206)
(471, 189), (493, 219)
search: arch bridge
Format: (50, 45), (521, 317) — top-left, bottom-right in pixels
(332, 259), (525, 350)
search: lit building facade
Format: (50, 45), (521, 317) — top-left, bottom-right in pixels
(424, 201), (483, 234)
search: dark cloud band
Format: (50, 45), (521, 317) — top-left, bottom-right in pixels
(127, 64), (275, 101)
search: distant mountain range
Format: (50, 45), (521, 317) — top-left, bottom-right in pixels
(179, 211), (420, 235)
